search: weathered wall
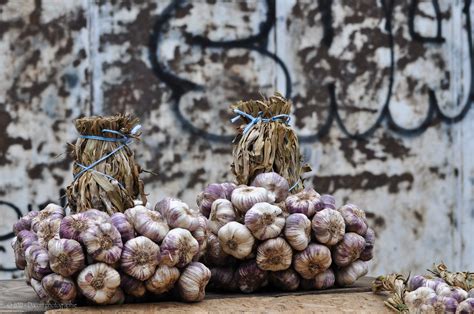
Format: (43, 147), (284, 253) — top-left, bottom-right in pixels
(0, 0), (472, 279)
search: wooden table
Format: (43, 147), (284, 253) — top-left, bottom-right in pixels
(0, 277), (390, 313)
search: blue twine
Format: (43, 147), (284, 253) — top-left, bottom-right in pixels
(231, 109), (291, 134)
(289, 179), (300, 192)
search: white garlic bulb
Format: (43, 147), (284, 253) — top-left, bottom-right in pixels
(145, 264), (181, 295)
(244, 202), (285, 240)
(124, 205), (148, 224)
(77, 263), (120, 304)
(156, 198), (201, 231)
(404, 287), (437, 314)
(251, 172), (289, 203)
(335, 260), (369, 286)
(121, 236), (160, 281)
(81, 222), (123, 264)
(284, 213), (311, 251)
(41, 273), (76, 303)
(48, 239), (85, 277)
(256, 237), (293, 271)
(160, 228), (199, 268)
(293, 244), (332, 279)
(218, 221), (255, 259)
(311, 208), (345, 246)
(31, 203), (64, 232)
(231, 186), (271, 216)
(209, 199), (236, 234)
(134, 209), (169, 243)
(177, 262), (211, 302)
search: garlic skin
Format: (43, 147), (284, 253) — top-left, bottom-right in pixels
(269, 269), (300, 291)
(251, 172), (289, 203)
(237, 259), (268, 293)
(203, 233), (234, 266)
(311, 208), (345, 246)
(245, 202), (285, 240)
(196, 183), (228, 218)
(285, 188), (322, 218)
(13, 211), (39, 235)
(156, 198), (201, 231)
(294, 244), (332, 279)
(41, 273), (77, 303)
(48, 239), (85, 277)
(335, 260), (369, 286)
(82, 209), (111, 224)
(404, 287), (437, 314)
(12, 237), (26, 270)
(208, 267), (238, 292)
(209, 199), (236, 234)
(111, 213), (135, 243)
(37, 218), (61, 248)
(160, 228), (199, 268)
(82, 222), (123, 264)
(231, 186), (271, 216)
(145, 264), (180, 295)
(218, 221), (255, 259)
(77, 263), (120, 304)
(359, 227), (375, 261)
(313, 269), (336, 289)
(221, 182), (237, 200)
(134, 210), (169, 243)
(338, 204), (368, 236)
(320, 194), (336, 210)
(31, 203), (64, 232)
(177, 262), (211, 302)
(120, 273), (146, 297)
(456, 298), (474, 313)
(256, 237), (293, 271)
(30, 278), (49, 301)
(121, 236), (160, 281)
(332, 232), (365, 267)
(284, 213), (311, 251)
(59, 213), (92, 242)
(192, 215), (209, 261)
(433, 296), (459, 313)
(25, 244), (52, 280)
(124, 205), (148, 224)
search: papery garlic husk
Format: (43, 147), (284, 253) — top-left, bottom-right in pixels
(320, 194), (336, 210)
(359, 227), (375, 261)
(338, 204), (368, 236)
(82, 208), (111, 224)
(209, 199), (236, 234)
(251, 172), (289, 203)
(37, 218), (61, 248)
(41, 273), (77, 303)
(196, 183), (228, 218)
(335, 260), (368, 286)
(160, 228), (199, 268)
(121, 236), (160, 280)
(244, 202), (285, 241)
(30, 278), (49, 301)
(284, 213), (311, 251)
(203, 233), (234, 266)
(312, 208), (345, 246)
(237, 259), (268, 293)
(293, 243), (332, 279)
(456, 298), (474, 314)
(208, 267), (238, 292)
(124, 205), (148, 224)
(31, 203), (64, 232)
(59, 213), (92, 242)
(256, 237), (292, 271)
(107, 288), (125, 305)
(192, 215), (209, 261)
(145, 264), (180, 295)
(156, 198), (201, 231)
(82, 222), (123, 264)
(13, 211), (39, 235)
(133, 209), (169, 243)
(231, 186), (271, 216)
(14, 230), (38, 269)
(48, 238), (85, 277)
(218, 221), (255, 259)
(177, 262), (211, 302)
(269, 268), (300, 291)
(332, 232), (365, 267)
(285, 188), (322, 218)
(77, 263), (120, 304)
(25, 244), (52, 280)
(120, 273), (146, 297)
(110, 212), (135, 243)
(404, 287), (437, 314)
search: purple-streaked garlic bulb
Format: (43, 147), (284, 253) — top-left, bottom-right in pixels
(31, 204), (64, 232)
(424, 278), (445, 291)
(133, 210), (169, 243)
(311, 208), (345, 246)
(221, 182), (237, 200)
(208, 199), (236, 234)
(203, 233), (234, 266)
(12, 237), (26, 270)
(320, 194), (336, 209)
(269, 268), (300, 291)
(160, 228), (199, 268)
(285, 188), (322, 218)
(124, 205), (148, 224)
(25, 244), (52, 280)
(332, 232), (365, 267)
(338, 204), (368, 236)
(218, 221), (255, 259)
(145, 264), (180, 295)
(110, 212), (135, 243)
(293, 244), (332, 279)
(359, 227), (375, 261)
(192, 215), (209, 261)
(407, 275), (427, 291)
(432, 296), (459, 313)
(208, 267), (238, 292)
(256, 237), (292, 271)
(313, 268), (336, 289)
(14, 230), (38, 269)
(48, 239), (85, 277)
(37, 218), (61, 248)
(237, 259), (268, 293)
(437, 284), (469, 303)
(196, 183), (228, 218)
(336, 260), (369, 286)
(41, 273), (76, 303)
(244, 202), (285, 240)
(30, 278), (49, 301)
(59, 213), (92, 242)
(120, 273), (146, 297)
(121, 236), (160, 281)
(82, 222), (123, 264)
(177, 262), (211, 302)
(284, 213), (311, 251)
(156, 198), (201, 231)
(82, 209), (111, 224)
(77, 263), (120, 304)
(456, 298), (474, 313)
(231, 186), (271, 216)
(251, 172), (289, 203)
(404, 287), (437, 313)
(13, 211), (39, 235)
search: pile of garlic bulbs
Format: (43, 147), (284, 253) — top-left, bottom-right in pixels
(12, 200), (211, 305)
(196, 172), (375, 293)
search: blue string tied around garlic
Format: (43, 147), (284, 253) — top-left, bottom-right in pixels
(231, 109), (291, 135)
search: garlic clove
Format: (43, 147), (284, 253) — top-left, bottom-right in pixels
(77, 263), (120, 304)
(218, 221), (255, 260)
(25, 244), (52, 280)
(332, 232), (365, 267)
(285, 188), (322, 218)
(311, 208), (345, 246)
(256, 237), (292, 271)
(31, 203), (64, 232)
(41, 273), (77, 303)
(209, 199), (236, 234)
(133, 210), (169, 243)
(177, 262), (211, 302)
(110, 212), (135, 243)
(59, 213), (92, 242)
(156, 198), (201, 231)
(335, 260), (369, 286)
(231, 186), (271, 216)
(48, 238), (85, 277)
(203, 233), (235, 266)
(359, 227), (375, 261)
(269, 268), (300, 291)
(13, 211), (39, 235)
(208, 267), (239, 292)
(338, 204), (368, 236)
(160, 228), (199, 268)
(237, 259), (268, 293)
(244, 202), (285, 240)
(196, 183), (228, 218)
(251, 172), (289, 203)
(145, 264), (180, 295)
(120, 273), (146, 297)
(82, 222), (123, 264)
(121, 236), (160, 281)
(294, 243), (332, 279)
(37, 218), (61, 248)
(284, 213), (311, 251)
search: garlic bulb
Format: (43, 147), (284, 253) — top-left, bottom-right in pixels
(59, 213), (92, 242)
(311, 208), (345, 246)
(294, 244), (332, 279)
(231, 186), (271, 216)
(209, 199), (236, 234)
(456, 298), (474, 313)
(134, 210), (169, 243)
(285, 188), (322, 218)
(177, 262), (211, 302)
(332, 232), (365, 267)
(160, 228), (199, 268)
(335, 260), (369, 286)
(237, 259), (268, 293)
(77, 263), (120, 304)
(338, 204), (368, 236)
(320, 194), (336, 210)
(203, 233), (234, 266)
(196, 183), (228, 218)
(221, 182), (237, 200)
(25, 244), (52, 280)
(313, 269), (336, 289)
(121, 236), (160, 281)
(433, 296), (459, 313)
(251, 172), (289, 203)
(124, 205), (148, 224)
(256, 237), (292, 271)
(359, 227), (375, 261)
(404, 287), (437, 314)
(192, 215), (209, 261)
(12, 237), (26, 270)
(218, 221), (255, 259)
(156, 198), (201, 231)
(437, 284), (469, 303)
(13, 211), (39, 235)
(82, 222), (123, 264)
(82, 208), (111, 224)
(107, 288), (125, 305)
(244, 202), (285, 240)
(30, 278), (49, 301)
(111, 213), (135, 243)
(42, 273), (77, 303)
(48, 239), (85, 277)
(37, 218), (61, 248)
(145, 264), (180, 295)
(14, 230), (38, 269)
(208, 267), (238, 292)
(269, 269), (300, 291)
(31, 203), (64, 232)
(284, 213), (311, 251)
(120, 273), (146, 297)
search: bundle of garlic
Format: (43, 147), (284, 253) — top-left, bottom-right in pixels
(12, 199), (211, 305)
(197, 172), (375, 293)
